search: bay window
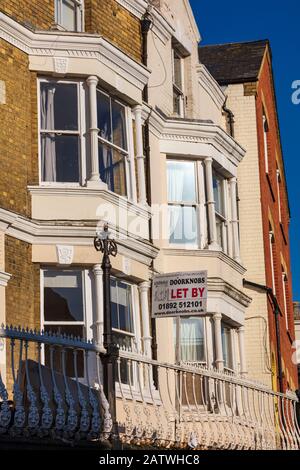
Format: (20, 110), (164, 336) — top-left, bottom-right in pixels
(42, 269), (141, 384)
(97, 90), (129, 197)
(167, 160), (199, 246)
(55, 0), (84, 32)
(39, 78), (135, 198)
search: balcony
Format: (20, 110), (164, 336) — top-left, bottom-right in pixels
(0, 325), (299, 450)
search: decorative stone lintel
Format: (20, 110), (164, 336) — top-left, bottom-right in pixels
(56, 245), (74, 265)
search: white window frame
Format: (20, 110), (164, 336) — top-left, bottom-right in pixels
(269, 230), (276, 295)
(40, 268), (93, 380)
(96, 88), (134, 200)
(172, 47), (185, 117)
(282, 269), (289, 330)
(38, 78), (87, 186)
(167, 159), (206, 250)
(41, 268), (143, 393)
(221, 321), (234, 373)
(276, 167), (282, 223)
(263, 112), (269, 174)
(213, 170), (229, 253)
(55, 0), (84, 32)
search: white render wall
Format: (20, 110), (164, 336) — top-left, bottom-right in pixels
(148, 0), (224, 123)
(225, 83), (272, 387)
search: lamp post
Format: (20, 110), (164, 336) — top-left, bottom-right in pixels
(94, 223), (121, 449)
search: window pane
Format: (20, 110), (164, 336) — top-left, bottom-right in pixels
(110, 279), (119, 330)
(167, 161), (196, 202)
(110, 280), (133, 334)
(221, 324), (232, 369)
(113, 332), (134, 385)
(99, 144), (127, 196)
(61, 0), (76, 31)
(118, 282), (133, 333)
(169, 205), (197, 245)
(216, 214), (223, 249)
(213, 172), (224, 215)
(97, 91), (112, 142)
(173, 51), (183, 90)
(44, 325), (84, 377)
(44, 270), (84, 322)
(112, 101), (127, 151)
(40, 82), (78, 131)
(41, 134), (79, 182)
(179, 317), (205, 362)
(173, 88), (181, 115)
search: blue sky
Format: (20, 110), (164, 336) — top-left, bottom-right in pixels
(190, 0), (300, 299)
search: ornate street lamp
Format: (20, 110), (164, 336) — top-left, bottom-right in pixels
(94, 223), (121, 449)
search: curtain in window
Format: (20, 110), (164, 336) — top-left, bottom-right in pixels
(167, 162), (185, 202)
(180, 318), (205, 362)
(41, 85), (56, 182)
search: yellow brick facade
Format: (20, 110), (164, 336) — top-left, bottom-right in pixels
(85, 0), (142, 62)
(0, 0), (54, 30)
(0, 39), (38, 217)
(4, 236), (40, 391)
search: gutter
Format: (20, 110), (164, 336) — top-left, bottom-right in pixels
(140, 8), (158, 372)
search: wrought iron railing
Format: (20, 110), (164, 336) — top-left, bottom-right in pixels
(0, 325), (112, 442)
(0, 325), (299, 450)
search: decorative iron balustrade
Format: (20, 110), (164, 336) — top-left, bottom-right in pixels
(116, 349), (300, 450)
(0, 325), (112, 443)
(0, 325), (299, 450)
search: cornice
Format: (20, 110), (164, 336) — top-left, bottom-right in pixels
(207, 277), (252, 308)
(0, 12), (150, 91)
(0, 270), (11, 287)
(149, 109), (246, 166)
(28, 186), (151, 220)
(0, 207), (159, 263)
(163, 247), (246, 275)
(197, 63), (226, 109)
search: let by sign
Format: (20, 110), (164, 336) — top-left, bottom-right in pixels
(152, 271), (207, 318)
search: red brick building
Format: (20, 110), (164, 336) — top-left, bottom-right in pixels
(200, 40), (298, 392)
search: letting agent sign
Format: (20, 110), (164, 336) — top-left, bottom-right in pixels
(152, 271), (207, 318)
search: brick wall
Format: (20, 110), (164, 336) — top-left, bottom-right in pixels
(256, 51), (297, 390)
(85, 0), (142, 62)
(0, 39), (38, 217)
(1, 1), (142, 62)
(226, 83), (272, 387)
(0, 0), (54, 30)
(5, 236), (40, 391)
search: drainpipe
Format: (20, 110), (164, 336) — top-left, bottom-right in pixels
(243, 279), (284, 394)
(140, 9), (158, 372)
(223, 98), (235, 138)
(141, 9), (152, 102)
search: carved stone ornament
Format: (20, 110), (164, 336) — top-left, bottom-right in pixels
(56, 245), (74, 265)
(53, 57), (69, 75)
